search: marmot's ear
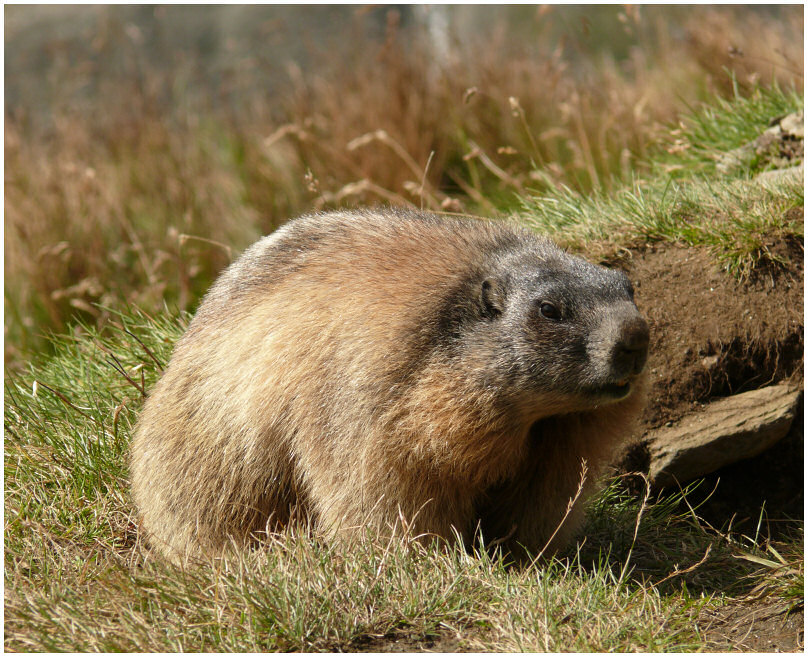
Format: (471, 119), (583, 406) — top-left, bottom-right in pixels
(480, 277), (506, 318)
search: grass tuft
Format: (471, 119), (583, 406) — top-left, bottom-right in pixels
(517, 84), (803, 277)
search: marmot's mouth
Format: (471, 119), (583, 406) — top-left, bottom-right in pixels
(597, 379), (632, 399)
(578, 379), (633, 401)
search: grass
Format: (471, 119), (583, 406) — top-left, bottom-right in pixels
(521, 166), (803, 278)
(4, 307), (803, 651)
(656, 79), (804, 177)
(518, 83), (804, 277)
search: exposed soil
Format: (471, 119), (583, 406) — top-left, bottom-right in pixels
(351, 631), (469, 653)
(702, 602), (804, 652)
(615, 230), (804, 526)
(620, 232), (803, 432)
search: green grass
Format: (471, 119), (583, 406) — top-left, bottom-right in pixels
(4, 307), (802, 651)
(518, 84), (803, 277)
(656, 80), (804, 177)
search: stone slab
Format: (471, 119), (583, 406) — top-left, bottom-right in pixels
(648, 383), (802, 489)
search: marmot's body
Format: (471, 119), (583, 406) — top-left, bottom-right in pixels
(131, 209), (649, 563)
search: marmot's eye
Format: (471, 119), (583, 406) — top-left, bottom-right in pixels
(540, 302), (561, 320)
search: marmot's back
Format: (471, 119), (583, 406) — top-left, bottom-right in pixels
(131, 209), (649, 563)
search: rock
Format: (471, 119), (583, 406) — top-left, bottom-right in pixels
(647, 383), (802, 489)
(755, 163), (804, 188)
(779, 111), (804, 139)
(717, 111), (804, 174)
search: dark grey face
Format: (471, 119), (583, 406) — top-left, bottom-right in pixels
(477, 250), (649, 404)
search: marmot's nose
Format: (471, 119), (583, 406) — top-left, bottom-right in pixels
(613, 316), (650, 376)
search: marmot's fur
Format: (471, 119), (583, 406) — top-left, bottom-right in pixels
(131, 209), (649, 563)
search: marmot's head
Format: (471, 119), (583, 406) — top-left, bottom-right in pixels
(467, 240), (649, 420)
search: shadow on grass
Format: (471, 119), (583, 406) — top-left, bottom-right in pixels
(565, 471), (803, 601)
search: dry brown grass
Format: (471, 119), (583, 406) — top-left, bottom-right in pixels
(4, 6), (803, 364)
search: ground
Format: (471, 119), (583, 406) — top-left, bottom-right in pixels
(623, 227), (803, 431)
(617, 231), (804, 651)
(702, 600), (804, 652)
(618, 227), (803, 523)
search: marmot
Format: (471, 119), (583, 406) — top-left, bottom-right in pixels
(131, 208), (649, 563)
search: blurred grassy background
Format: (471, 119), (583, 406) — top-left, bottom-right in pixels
(4, 5), (803, 365)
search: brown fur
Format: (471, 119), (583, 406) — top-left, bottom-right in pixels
(131, 208), (649, 563)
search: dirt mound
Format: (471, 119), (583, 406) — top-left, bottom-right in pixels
(612, 229), (804, 526)
(624, 235), (803, 430)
